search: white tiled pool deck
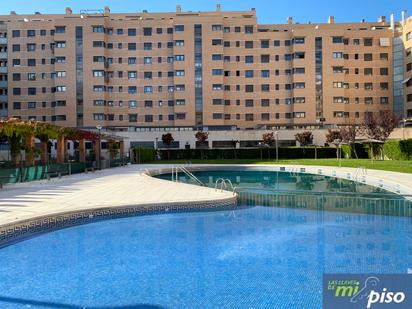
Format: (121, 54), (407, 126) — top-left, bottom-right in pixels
(0, 163), (412, 230)
(0, 165), (235, 228)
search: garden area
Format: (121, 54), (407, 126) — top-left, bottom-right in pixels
(0, 118), (127, 185)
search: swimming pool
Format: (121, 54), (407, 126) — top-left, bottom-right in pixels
(0, 168), (410, 308)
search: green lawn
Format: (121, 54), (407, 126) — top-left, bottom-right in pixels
(151, 158), (412, 174)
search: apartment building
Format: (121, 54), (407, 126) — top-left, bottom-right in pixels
(0, 5), (409, 132)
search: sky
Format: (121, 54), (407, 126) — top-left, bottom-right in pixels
(0, 0), (410, 24)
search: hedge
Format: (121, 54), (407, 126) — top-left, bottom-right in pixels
(383, 139), (412, 160)
(341, 144), (369, 159)
(157, 147), (338, 161)
(133, 147), (155, 163)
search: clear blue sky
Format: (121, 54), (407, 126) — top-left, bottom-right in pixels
(0, 0), (410, 24)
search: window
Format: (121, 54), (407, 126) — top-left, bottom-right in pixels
(27, 43), (36, 52)
(144, 86), (153, 93)
(143, 28), (152, 36)
(28, 59), (36, 66)
(333, 52), (343, 58)
(364, 68), (373, 76)
(261, 70), (270, 78)
(294, 112), (305, 118)
(213, 99), (222, 105)
(128, 114), (137, 122)
(261, 55), (270, 63)
(212, 84), (222, 90)
(293, 37), (305, 45)
(175, 40), (184, 47)
(333, 82), (344, 88)
(94, 100), (106, 106)
(365, 97), (373, 104)
(56, 56), (66, 63)
(261, 40), (269, 48)
(144, 57), (152, 64)
(245, 56), (254, 63)
(224, 27), (230, 33)
(380, 53), (389, 60)
(156, 28), (163, 34)
(294, 82), (305, 89)
(92, 26), (104, 33)
(175, 70), (185, 76)
(93, 70), (104, 77)
(212, 25), (222, 31)
(128, 28), (136, 36)
(212, 54), (222, 61)
(261, 99), (270, 107)
(245, 99), (254, 107)
(294, 52), (305, 59)
(285, 54), (293, 61)
(212, 39), (222, 46)
(261, 84), (270, 92)
(274, 40), (280, 47)
(175, 55), (185, 61)
(332, 36), (343, 44)
(12, 44), (20, 52)
(212, 69), (222, 76)
(56, 41), (66, 48)
(245, 41), (253, 48)
(56, 71), (66, 78)
(144, 100), (153, 108)
(56, 86), (66, 92)
(128, 100), (137, 108)
(364, 82), (373, 90)
(27, 73), (36, 81)
(364, 38), (373, 46)
(13, 73), (21, 81)
(12, 30), (20, 38)
(380, 68), (388, 75)
(245, 85), (254, 92)
(27, 30), (35, 37)
(245, 70), (254, 78)
(128, 57), (136, 65)
(128, 43), (136, 50)
(245, 114), (254, 121)
(174, 25), (184, 32)
(244, 25), (254, 34)
(144, 42), (152, 50)
(128, 86), (137, 94)
(380, 97), (389, 104)
(13, 102), (21, 110)
(128, 71), (137, 79)
(285, 40), (291, 46)
(364, 53), (373, 61)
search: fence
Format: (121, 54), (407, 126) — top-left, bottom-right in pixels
(0, 158), (130, 185)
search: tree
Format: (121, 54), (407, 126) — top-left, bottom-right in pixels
(325, 129), (342, 160)
(361, 111), (398, 159)
(35, 122), (59, 164)
(262, 132), (275, 146)
(161, 133), (174, 160)
(195, 131), (209, 159)
(340, 123), (358, 158)
(295, 131), (313, 146)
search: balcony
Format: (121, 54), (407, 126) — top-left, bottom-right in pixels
(0, 67), (7, 73)
(0, 94), (7, 101)
(0, 80), (7, 88)
(0, 38), (6, 44)
(0, 52), (6, 59)
(0, 109), (7, 117)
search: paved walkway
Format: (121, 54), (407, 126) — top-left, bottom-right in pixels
(1, 163), (411, 229)
(0, 165), (234, 227)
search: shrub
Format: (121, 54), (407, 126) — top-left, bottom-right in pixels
(133, 147), (155, 163)
(384, 139), (412, 160)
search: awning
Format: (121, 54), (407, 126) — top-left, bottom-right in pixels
(402, 76), (412, 84)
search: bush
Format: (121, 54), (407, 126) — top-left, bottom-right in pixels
(341, 144), (369, 159)
(384, 139), (412, 160)
(158, 147), (338, 161)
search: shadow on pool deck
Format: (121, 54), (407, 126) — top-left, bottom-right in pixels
(0, 295), (166, 309)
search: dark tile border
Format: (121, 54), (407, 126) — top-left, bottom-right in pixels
(0, 197), (237, 248)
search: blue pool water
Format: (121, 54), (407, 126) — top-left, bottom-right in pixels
(0, 206), (411, 309)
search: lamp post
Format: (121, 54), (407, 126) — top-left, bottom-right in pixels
(274, 131), (279, 161)
(96, 125), (102, 170)
(403, 118), (407, 140)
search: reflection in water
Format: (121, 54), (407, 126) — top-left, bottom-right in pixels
(0, 207), (411, 308)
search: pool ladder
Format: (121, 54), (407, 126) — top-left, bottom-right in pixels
(172, 166), (205, 186)
(215, 178), (237, 195)
(354, 166), (367, 182)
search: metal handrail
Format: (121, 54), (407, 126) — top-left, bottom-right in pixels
(172, 165), (205, 186)
(354, 166), (367, 181)
(215, 178), (237, 195)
